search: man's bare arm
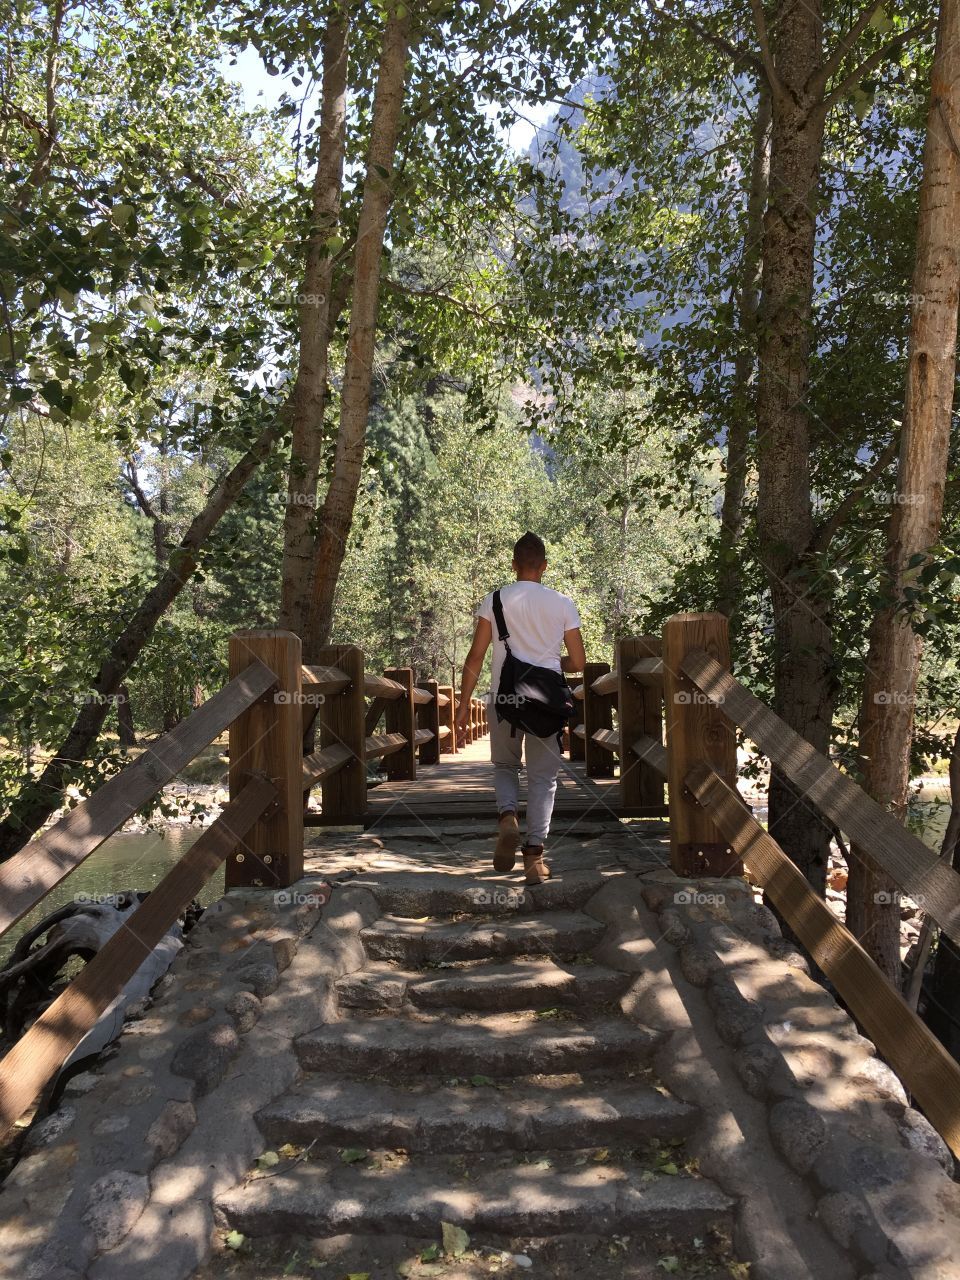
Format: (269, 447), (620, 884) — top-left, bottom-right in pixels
(456, 617), (492, 745)
(561, 626), (586, 674)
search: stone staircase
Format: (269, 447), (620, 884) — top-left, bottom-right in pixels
(214, 872), (737, 1275)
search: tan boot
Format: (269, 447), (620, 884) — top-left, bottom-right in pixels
(493, 810), (520, 872)
(522, 844), (551, 885)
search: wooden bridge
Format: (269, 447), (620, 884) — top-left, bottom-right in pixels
(3, 611), (960, 1278)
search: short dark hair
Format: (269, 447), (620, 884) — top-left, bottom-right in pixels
(513, 531), (546, 570)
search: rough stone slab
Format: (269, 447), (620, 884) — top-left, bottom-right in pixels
(351, 870), (605, 918)
(257, 1076), (699, 1152)
(215, 1159), (733, 1238)
(335, 959), (631, 1012)
(296, 1015), (663, 1076)
(360, 910), (606, 963)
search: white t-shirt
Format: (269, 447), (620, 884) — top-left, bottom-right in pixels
(476, 581), (581, 698)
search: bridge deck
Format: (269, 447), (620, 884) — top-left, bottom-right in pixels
(363, 738), (662, 829)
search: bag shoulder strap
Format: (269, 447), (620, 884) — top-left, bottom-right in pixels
(491, 589), (511, 646)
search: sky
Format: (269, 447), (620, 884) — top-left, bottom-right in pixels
(221, 44), (553, 155)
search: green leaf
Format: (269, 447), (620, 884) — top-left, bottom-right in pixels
(442, 1221), (470, 1257)
(420, 1244), (441, 1261)
(657, 1257), (680, 1273)
(339, 1147), (368, 1163)
(256, 1150), (280, 1168)
(470, 1074), (495, 1087)
(224, 1230), (245, 1251)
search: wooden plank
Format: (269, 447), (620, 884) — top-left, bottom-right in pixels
(687, 763), (960, 1159)
(416, 681), (441, 766)
(366, 732), (407, 760)
(365, 697), (389, 735)
(683, 648), (960, 946)
(437, 725), (451, 739)
(629, 656), (664, 684)
(0, 659), (278, 940)
(316, 645), (366, 825)
(413, 728), (434, 747)
(583, 661), (615, 779)
(573, 723), (586, 739)
(411, 688), (432, 706)
(618, 636), (664, 811)
(0, 775), (276, 1132)
(662, 613), (740, 877)
(302, 664), (350, 695)
(572, 683), (585, 701)
(364, 673), (405, 700)
(592, 728), (620, 753)
(384, 668), (416, 780)
(302, 743), (353, 786)
(632, 734), (668, 778)
(436, 692), (450, 707)
(591, 669), (619, 697)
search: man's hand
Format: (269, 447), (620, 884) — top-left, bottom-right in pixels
(455, 704), (471, 749)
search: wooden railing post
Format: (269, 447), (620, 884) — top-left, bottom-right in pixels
(316, 644), (366, 825)
(438, 684), (456, 753)
(227, 630), (303, 888)
(583, 660), (615, 778)
(417, 680), (441, 765)
(385, 667), (417, 780)
(617, 636), (665, 813)
(568, 677), (585, 760)
(662, 613), (738, 876)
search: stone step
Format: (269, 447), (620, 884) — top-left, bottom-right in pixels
(350, 869), (605, 918)
(215, 1155), (735, 1239)
(297, 1014), (662, 1076)
(335, 958), (631, 1012)
(360, 910), (606, 964)
(257, 1076), (699, 1152)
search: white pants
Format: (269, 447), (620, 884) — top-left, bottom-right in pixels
(489, 713), (563, 846)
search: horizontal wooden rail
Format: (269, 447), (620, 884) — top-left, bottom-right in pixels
(413, 728), (434, 746)
(683, 648), (960, 947)
(0, 774), (277, 1132)
(592, 728), (620, 753)
(411, 688), (432, 706)
(302, 743), (354, 786)
(0, 659), (279, 939)
(363, 673), (405, 700)
(437, 724), (451, 739)
(572, 684), (584, 701)
(572, 723), (586, 739)
(591, 670), (619, 696)
(301, 664), (351, 695)
(436, 692), (450, 707)
(632, 733), (668, 777)
(365, 732), (407, 760)
(629, 656), (663, 684)
(687, 763), (960, 1159)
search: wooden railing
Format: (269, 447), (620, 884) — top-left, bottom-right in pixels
(598, 610), (960, 1158)
(0, 627), (484, 1131)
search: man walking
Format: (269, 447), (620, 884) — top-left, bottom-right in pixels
(456, 533), (585, 884)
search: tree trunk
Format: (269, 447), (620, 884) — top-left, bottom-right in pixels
(755, 0), (835, 897)
(305, 1), (414, 659)
(717, 82), (770, 631)
(116, 684), (137, 751)
(278, 10), (351, 639)
(847, 0), (960, 983)
(0, 417), (282, 859)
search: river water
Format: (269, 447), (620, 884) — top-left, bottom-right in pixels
(0, 827), (223, 963)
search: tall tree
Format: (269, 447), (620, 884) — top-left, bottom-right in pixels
(306, 0), (415, 657)
(278, 6), (351, 640)
(849, 0), (960, 980)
